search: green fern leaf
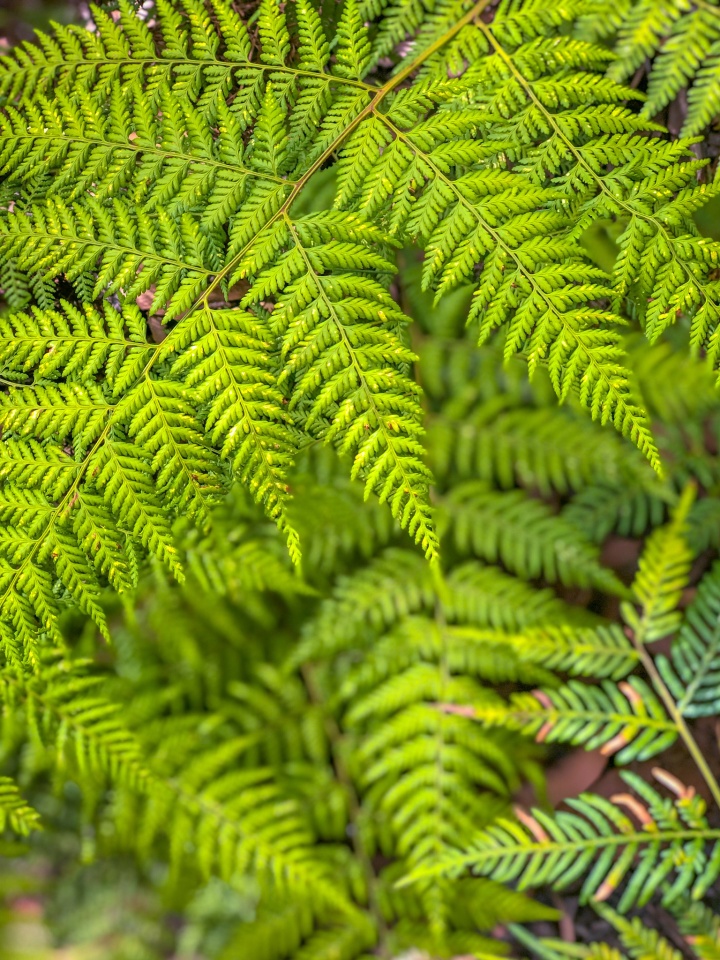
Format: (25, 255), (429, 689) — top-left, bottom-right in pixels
(412, 770), (720, 910)
(657, 560), (720, 718)
(621, 483), (696, 643)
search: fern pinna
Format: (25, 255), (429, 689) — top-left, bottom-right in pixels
(578, 0), (720, 137)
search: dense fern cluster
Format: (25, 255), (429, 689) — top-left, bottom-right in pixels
(1, 0), (720, 957)
(0, 270), (719, 955)
(0, 0), (720, 652)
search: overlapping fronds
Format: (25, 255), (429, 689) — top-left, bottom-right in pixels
(0, 651), (353, 916)
(3, 0), (720, 657)
(1, 1), (720, 955)
(578, 0), (720, 135)
(417, 770), (720, 910)
(441, 483), (625, 592)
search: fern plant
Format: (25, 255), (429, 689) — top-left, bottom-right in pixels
(2, 0), (720, 957)
(0, 246), (718, 957)
(3, 0), (720, 658)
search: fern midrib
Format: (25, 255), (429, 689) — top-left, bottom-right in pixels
(0, 455), (78, 470)
(477, 21), (713, 316)
(3, 55), (375, 92)
(477, 703), (676, 732)
(2, 129), (291, 187)
(5, 400), (113, 412)
(434, 825), (720, 875)
(4, 218), (215, 279)
(3, 334), (148, 348)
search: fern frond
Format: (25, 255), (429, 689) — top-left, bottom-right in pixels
(579, 0), (720, 136)
(0, 197), (215, 318)
(1, 653), (356, 916)
(10, 0), (720, 644)
(512, 903), (693, 960)
(413, 770), (720, 910)
(472, 677), (677, 764)
(430, 406), (653, 497)
(166, 302), (301, 555)
(236, 210), (437, 557)
(657, 560), (720, 718)
(337, 84), (658, 463)
(0, 655), (148, 785)
(289, 547), (591, 670)
(442, 483), (625, 593)
(0, 299), (151, 387)
(621, 484), (696, 644)
(674, 898), (720, 960)
(595, 904), (686, 960)
(564, 483), (669, 542)
(423, 5), (720, 375)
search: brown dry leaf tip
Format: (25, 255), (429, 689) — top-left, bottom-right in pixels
(433, 702), (476, 718)
(610, 792), (654, 826)
(619, 681), (643, 706)
(533, 689), (554, 709)
(513, 805), (550, 842)
(600, 732), (631, 756)
(652, 767), (695, 800)
(535, 720), (554, 744)
(594, 879), (617, 902)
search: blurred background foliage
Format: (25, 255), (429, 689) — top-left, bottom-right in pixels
(0, 1), (80, 46)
